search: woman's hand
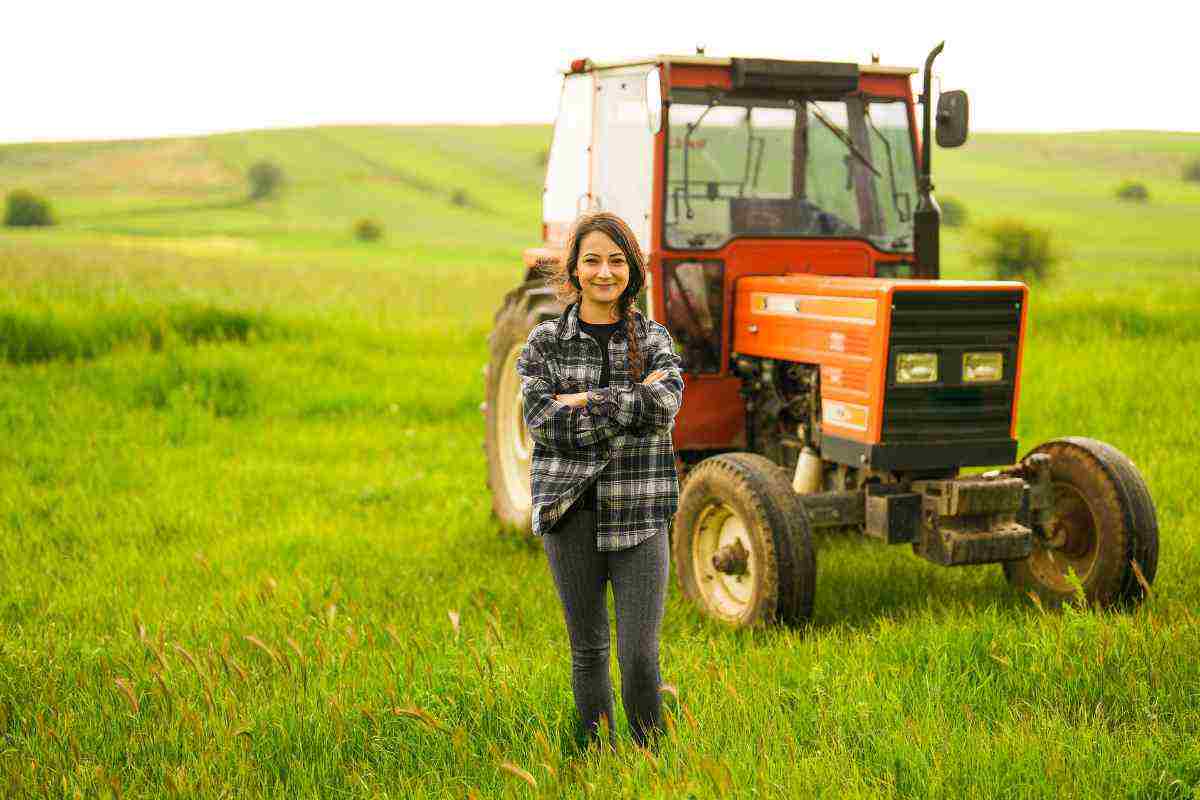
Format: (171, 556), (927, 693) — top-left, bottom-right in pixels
(553, 392), (589, 408)
(641, 369), (668, 385)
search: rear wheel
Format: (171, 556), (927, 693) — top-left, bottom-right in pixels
(484, 281), (562, 535)
(1003, 437), (1158, 608)
(672, 453), (816, 627)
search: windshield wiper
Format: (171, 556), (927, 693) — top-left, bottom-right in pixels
(682, 105), (714, 220)
(806, 102), (882, 179)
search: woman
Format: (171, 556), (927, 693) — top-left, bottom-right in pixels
(516, 212), (684, 749)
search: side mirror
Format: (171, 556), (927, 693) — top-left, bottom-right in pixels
(646, 68), (663, 134)
(935, 90), (969, 148)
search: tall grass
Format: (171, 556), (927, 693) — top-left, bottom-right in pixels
(0, 301), (282, 364)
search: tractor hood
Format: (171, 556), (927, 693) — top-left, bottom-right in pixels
(732, 274), (1029, 470)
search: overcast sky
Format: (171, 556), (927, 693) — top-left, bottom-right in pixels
(4, 0), (1196, 144)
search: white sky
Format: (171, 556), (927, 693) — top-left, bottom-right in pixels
(4, 0), (1196, 144)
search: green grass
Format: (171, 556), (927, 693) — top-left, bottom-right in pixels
(2, 126), (1200, 798)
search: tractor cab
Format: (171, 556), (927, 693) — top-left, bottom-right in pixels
(532, 54), (942, 275)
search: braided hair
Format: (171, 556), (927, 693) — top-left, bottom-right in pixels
(545, 212), (647, 380)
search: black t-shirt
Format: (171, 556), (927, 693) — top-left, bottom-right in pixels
(578, 318), (621, 389)
(574, 318), (622, 511)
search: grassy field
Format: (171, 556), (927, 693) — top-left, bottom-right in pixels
(2, 125), (1200, 798)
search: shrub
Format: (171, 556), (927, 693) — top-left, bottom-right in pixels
(973, 218), (1059, 283)
(535, 148), (549, 168)
(4, 190), (55, 227)
(247, 160), (284, 200)
(450, 188), (471, 208)
(353, 218), (383, 242)
(1115, 181), (1149, 202)
(939, 195), (968, 228)
(1183, 159), (1200, 184)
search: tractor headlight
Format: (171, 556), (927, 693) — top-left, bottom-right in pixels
(963, 352), (1004, 383)
(896, 352), (938, 384)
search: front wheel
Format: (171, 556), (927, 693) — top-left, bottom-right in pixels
(672, 453), (816, 627)
(1003, 437), (1158, 608)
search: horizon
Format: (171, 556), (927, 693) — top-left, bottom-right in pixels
(5, 122), (1198, 149)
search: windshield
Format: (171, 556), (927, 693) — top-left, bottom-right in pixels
(664, 96), (917, 252)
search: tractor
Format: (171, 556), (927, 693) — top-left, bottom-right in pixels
(484, 45), (1159, 627)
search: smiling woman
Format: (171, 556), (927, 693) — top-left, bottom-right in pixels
(515, 211), (685, 750)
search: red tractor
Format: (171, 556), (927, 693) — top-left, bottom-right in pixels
(484, 45), (1158, 627)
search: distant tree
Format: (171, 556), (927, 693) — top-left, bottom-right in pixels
(1115, 181), (1149, 202)
(4, 190), (55, 227)
(353, 218), (383, 242)
(535, 148), (549, 168)
(973, 218), (1059, 284)
(939, 195), (968, 228)
(1183, 159), (1200, 184)
(247, 161), (284, 200)
(450, 188), (471, 208)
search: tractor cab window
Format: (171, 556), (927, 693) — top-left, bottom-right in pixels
(665, 93), (917, 253)
(664, 260), (724, 373)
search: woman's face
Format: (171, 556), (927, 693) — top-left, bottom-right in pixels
(575, 230), (630, 310)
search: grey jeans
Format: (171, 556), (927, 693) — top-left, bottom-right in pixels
(542, 506), (669, 748)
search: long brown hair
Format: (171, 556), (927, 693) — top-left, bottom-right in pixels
(545, 212), (647, 380)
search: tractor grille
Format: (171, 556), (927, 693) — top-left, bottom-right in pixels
(883, 290), (1022, 443)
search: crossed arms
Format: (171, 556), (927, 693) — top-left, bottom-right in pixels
(516, 323), (685, 452)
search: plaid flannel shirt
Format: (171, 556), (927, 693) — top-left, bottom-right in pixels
(517, 302), (684, 551)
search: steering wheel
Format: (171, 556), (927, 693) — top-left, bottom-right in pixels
(796, 199), (857, 236)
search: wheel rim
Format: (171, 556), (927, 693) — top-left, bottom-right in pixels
(691, 501), (756, 620)
(496, 342), (533, 514)
(1028, 480), (1101, 593)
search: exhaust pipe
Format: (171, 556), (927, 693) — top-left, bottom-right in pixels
(913, 41), (944, 280)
